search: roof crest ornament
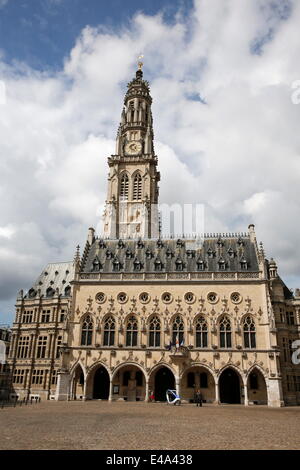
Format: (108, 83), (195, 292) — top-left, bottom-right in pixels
(138, 54), (144, 71)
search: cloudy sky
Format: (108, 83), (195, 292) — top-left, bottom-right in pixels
(0, 0), (299, 325)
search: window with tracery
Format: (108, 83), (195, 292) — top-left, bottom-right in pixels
(103, 316), (115, 346)
(219, 316), (232, 348)
(126, 316), (138, 347)
(243, 316), (256, 349)
(81, 315), (93, 346)
(149, 316), (161, 347)
(195, 317), (208, 348)
(172, 316), (184, 345)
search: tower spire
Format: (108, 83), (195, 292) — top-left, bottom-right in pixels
(102, 64), (160, 240)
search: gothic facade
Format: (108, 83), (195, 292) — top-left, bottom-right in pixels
(7, 66), (300, 407)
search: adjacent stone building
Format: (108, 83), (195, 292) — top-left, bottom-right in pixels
(7, 64), (300, 406)
(0, 326), (12, 399)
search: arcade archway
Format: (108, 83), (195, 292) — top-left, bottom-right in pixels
(111, 364), (146, 401)
(247, 368), (268, 405)
(93, 366), (110, 399)
(153, 367), (175, 402)
(219, 368), (241, 404)
(71, 364), (85, 400)
(181, 366), (216, 403)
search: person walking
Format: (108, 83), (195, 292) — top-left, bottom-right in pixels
(195, 389), (203, 407)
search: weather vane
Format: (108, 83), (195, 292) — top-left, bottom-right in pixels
(138, 54), (144, 70)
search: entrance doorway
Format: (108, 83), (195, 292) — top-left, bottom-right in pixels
(219, 368), (241, 404)
(93, 367), (110, 399)
(154, 367), (175, 401)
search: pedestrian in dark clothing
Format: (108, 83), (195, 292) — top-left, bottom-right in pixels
(195, 389), (203, 407)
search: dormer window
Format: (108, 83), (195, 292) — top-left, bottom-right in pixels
(137, 239), (144, 249)
(126, 249), (133, 259)
(175, 258), (184, 271)
(217, 237), (223, 247)
(92, 257), (102, 272)
(28, 288), (36, 299)
(133, 258), (143, 271)
(166, 248), (173, 259)
(186, 250), (194, 259)
(106, 250), (113, 259)
(46, 287), (54, 298)
(146, 249), (153, 259)
(154, 258), (163, 271)
(207, 248), (214, 258)
(197, 259), (205, 271)
(112, 259), (121, 272)
(118, 239), (125, 249)
(227, 248), (235, 258)
(240, 257), (248, 270)
(237, 237), (244, 246)
(157, 239), (163, 248)
(218, 258), (226, 270)
(99, 239), (106, 249)
(176, 239), (184, 248)
(64, 286), (71, 297)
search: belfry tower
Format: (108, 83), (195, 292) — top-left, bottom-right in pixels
(102, 58), (160, 239)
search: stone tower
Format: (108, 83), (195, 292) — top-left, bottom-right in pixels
(102, 61), (160, 239)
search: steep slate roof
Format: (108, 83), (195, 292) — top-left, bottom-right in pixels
(23, 262), (74, 299)
(82, 235), (259, 274)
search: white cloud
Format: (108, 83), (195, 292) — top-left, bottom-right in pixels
(1, 0), (300, 323)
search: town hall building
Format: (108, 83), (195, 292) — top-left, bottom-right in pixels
(7, 63), (300, 407)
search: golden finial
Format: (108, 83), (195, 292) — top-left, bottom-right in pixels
(138, 54), (144, 70)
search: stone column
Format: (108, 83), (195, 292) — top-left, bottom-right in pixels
(145, 380), (149, 402)
(243, 381), (249, 406)
(215, 381), (219, 404)
(83, 376), (88, 401)
(108, 379), (113, 402)
(267, 377), (284, 407)
(55, 370), (70, 401)
(176, 377), (180, 397)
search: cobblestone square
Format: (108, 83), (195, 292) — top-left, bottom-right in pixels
(1, 401), (300, 450)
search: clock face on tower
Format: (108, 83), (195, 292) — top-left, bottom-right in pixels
(125, 141), (142, 155)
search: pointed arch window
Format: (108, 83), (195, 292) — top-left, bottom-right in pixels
(243, 316), (256, 349)
(81, 315), (93, 346)
(219, 316), (232, 348)
(149, 316), (161, 348)
(195, 316), (208, 348)
(120, 173), (129, 200)
(103, 316), (115, 346)
(172, 315), (184, 345)
(126, 316), (138, 347)
(133, 173), (142, 200)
